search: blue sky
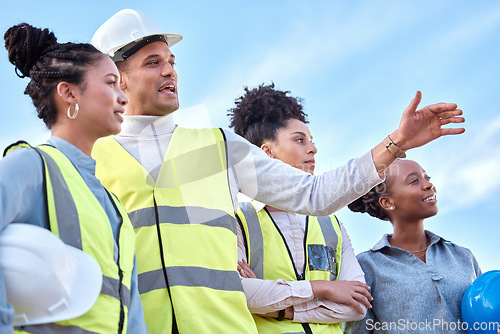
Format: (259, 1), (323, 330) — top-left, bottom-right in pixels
(1, 1), (498, 273)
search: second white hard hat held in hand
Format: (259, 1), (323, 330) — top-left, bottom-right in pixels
(0, 223), (102, 326)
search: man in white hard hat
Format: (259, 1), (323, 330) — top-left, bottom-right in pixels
(91, 8), (465, 334)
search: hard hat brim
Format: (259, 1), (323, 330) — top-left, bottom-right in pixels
(112, 33), (183, 62)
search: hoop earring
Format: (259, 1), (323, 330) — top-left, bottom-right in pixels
(67, 103), (79, 119)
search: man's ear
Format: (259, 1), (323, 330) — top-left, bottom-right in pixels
(119, 71), (127, 91)
(260, 142), (274, 158)
(56, 81), (77, 105)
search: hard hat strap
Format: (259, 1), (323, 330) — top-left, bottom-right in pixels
(118, 35), (168, 61)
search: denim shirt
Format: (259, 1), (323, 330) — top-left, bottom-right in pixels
(345, 230), (481, 334)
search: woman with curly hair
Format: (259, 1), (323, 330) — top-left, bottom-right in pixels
(344, 159), (481, 334)
(228, 83), (372, 334)
(0, 23), (147, 333)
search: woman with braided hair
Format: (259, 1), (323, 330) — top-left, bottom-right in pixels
(229, 83), (372, 334)
(0, 23), (148, 333)
(344, 159), (481, 334)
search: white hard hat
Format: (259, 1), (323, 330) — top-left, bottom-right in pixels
(91, 9), (183, 61)
(0, 224), (102, 326)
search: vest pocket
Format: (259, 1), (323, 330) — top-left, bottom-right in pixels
(307, 244), (337, 278)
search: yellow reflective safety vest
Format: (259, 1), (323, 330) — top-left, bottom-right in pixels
(92, 127), (258, 334)
(237, 201), (343, 334)
(6, 142), (135, 334)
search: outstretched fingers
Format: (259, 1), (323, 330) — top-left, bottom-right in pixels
(441, 127), (465, 135)
(438, 109), (465, 135)
(423, 104), (465, 136)
(435, 108), (463, 118)
(440, 116), (465, 125)
(424, 102), (459, 114)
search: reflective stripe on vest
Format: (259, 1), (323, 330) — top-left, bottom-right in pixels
(128, 205), (236, 234)
(238, 202), (264, 279)
(101, 276), (131, 306)
(237, 202), (343, 334)
(36, 147), (81, 249)
(93, 127), (258, 334)
(313, 216), (342, 281)
(138, 266), (243, 294)
(9, 143), (135, 334)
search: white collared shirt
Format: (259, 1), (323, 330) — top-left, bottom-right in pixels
(237, 197), (367, 324)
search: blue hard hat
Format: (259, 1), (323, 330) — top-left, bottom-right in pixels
(462, 270), (500, 334)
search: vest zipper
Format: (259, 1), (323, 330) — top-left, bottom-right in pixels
(265, 209), (313, 333)
(301, 216), (310, 279)
(301, 217), (313, 334)
(153, 197), (179, 334)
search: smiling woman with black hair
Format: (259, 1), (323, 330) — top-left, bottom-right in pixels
(0, 23), (147, 333)
(344, 159), (481, 334)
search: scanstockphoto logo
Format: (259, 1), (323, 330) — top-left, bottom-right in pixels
(365, 318), (500, 332)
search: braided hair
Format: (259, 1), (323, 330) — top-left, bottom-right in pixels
(4, 23), (104, 128)
(347, 183), (389, 220)
(228, 83), (308, 146)
(348, 180), (391, 221)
